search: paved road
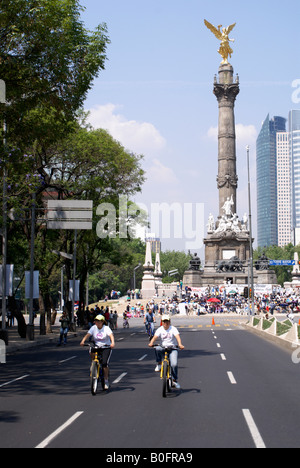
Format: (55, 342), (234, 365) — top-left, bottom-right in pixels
(1, 316), (300, 449)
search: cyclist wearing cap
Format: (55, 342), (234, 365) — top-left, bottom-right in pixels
(80, 315), (115, 389)
(149, 314), (184, 389)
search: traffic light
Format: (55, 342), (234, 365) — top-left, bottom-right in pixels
(244, 287), (249, 298)
(249, 288), (252, 299)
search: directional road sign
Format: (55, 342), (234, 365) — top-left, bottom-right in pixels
(269, 260), (296, 266)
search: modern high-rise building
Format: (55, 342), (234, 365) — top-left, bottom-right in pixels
(277, 131), (292, 247)
(256, 115), (286, 247)
(256, 110), (300, 248)
(290, 110), (300, 245)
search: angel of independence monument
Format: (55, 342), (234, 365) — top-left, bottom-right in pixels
(184, 20), (276, 287)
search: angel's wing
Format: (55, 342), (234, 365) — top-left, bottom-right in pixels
(226, 23), (236, 35)
(204, 20), (222, 40)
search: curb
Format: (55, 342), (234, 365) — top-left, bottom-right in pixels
(242, 322), (298, 352)
(5, 330), (86, 355)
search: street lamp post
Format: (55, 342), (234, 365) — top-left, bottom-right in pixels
(247, 145), (255, 315)
(27, 193), (36, 340)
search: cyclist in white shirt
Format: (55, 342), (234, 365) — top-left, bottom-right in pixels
(80, 315), (115, 389)
(149, 314), (184, 389)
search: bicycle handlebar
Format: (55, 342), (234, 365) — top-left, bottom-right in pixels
(83, 343), (111, 349)
(151, 345), (179, 351)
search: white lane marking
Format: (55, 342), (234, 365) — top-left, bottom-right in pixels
(242, 409), (266, 449)
(59, 356), (77, 364)
(0, 374), (30, 388)
(217, 343), (221, 348)
(113, 372), (127, 384)
(138, 354), (147, 361)
(220, 354), (226, 361)
(36, 411), (84, 449)
(227, 371), (237, 384)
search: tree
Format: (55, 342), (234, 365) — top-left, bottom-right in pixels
(0, 0), (110, 145)
(160, 251), (190, 283)
(254, 244), (299, 286)
(5, 123), (145, 332)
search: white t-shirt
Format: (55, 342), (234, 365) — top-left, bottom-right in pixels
(155, 325), (179, 348)
(88, 324), (113, 348)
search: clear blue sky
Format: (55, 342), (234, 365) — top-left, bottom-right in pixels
(80, 0), (300, 253)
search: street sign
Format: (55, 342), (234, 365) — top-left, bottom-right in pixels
(25, 271), (39, 299)
(47, 200), (93, 230)
(269, 260), (296, 266)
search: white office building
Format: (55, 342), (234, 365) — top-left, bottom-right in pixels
(276, 132), (292, 246)
(290, 110), (300, 245)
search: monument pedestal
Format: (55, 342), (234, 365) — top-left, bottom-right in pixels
(183, 270), (203, 288)
(141, 272), (156, 298)
(256, 270), (277, 285)
(204, 229), (251, 268)
(141, 240), (156, 299)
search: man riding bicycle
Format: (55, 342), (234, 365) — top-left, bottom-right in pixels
(144, 308), (156, 339)
(80, 315), (115, 390)
(149, 314), (184, 389)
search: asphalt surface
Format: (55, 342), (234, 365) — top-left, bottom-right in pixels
(1, 316), (300, 449)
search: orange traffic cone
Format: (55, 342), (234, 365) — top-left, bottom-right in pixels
(212, 317), (215, 326)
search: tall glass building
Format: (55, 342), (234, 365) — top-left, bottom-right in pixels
(290, 110), (300, 244)
(256, 115), (286, 247)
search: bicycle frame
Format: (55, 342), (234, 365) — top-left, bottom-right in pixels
(160, 349), (171, 380)
(92, 349), (101, 379)
(156, 347), (178, 398)
(145, 322), (155, 339)
(86, 344), (107, 395)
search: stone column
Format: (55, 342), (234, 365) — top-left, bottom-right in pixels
(213, 63), (240, 217)
(141, 241), (156, 298)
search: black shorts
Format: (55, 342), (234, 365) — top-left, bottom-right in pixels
(90, 347), (112, 368)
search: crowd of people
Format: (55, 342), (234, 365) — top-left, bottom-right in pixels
(83, 305), (118, 330)
(123, 286), (300, 318)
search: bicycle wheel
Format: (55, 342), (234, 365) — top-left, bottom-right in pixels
(90, 361), (99, 396)
(162, 362), (169, 398)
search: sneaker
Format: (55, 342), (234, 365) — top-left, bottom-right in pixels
(155, 364), (161, 372)
(173, 381), (181, 389)
(104, 381), (110, 390)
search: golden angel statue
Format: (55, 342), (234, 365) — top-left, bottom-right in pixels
(204, 20), (236, 65)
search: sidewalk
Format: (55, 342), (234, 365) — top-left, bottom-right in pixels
(2, 321), (86, 355)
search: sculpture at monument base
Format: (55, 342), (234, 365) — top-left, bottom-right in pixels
(215, 256), (244, 274)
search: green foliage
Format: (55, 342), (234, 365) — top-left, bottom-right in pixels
(160, 251), (190, 283)
(254, 244), (300, 286)
(0, 1), (148, 314)
(0, 0), (110, 145)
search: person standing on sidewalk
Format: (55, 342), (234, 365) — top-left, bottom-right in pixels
(57, 311), (70, 346)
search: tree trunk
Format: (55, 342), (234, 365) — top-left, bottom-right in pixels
(8, 296), (27, 338)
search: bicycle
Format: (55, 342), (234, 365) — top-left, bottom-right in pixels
(145, 321), (155, 341)
(155, 346), (179, 398)
(85, 344), (110, 395)
(123, 317), (129, 328)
